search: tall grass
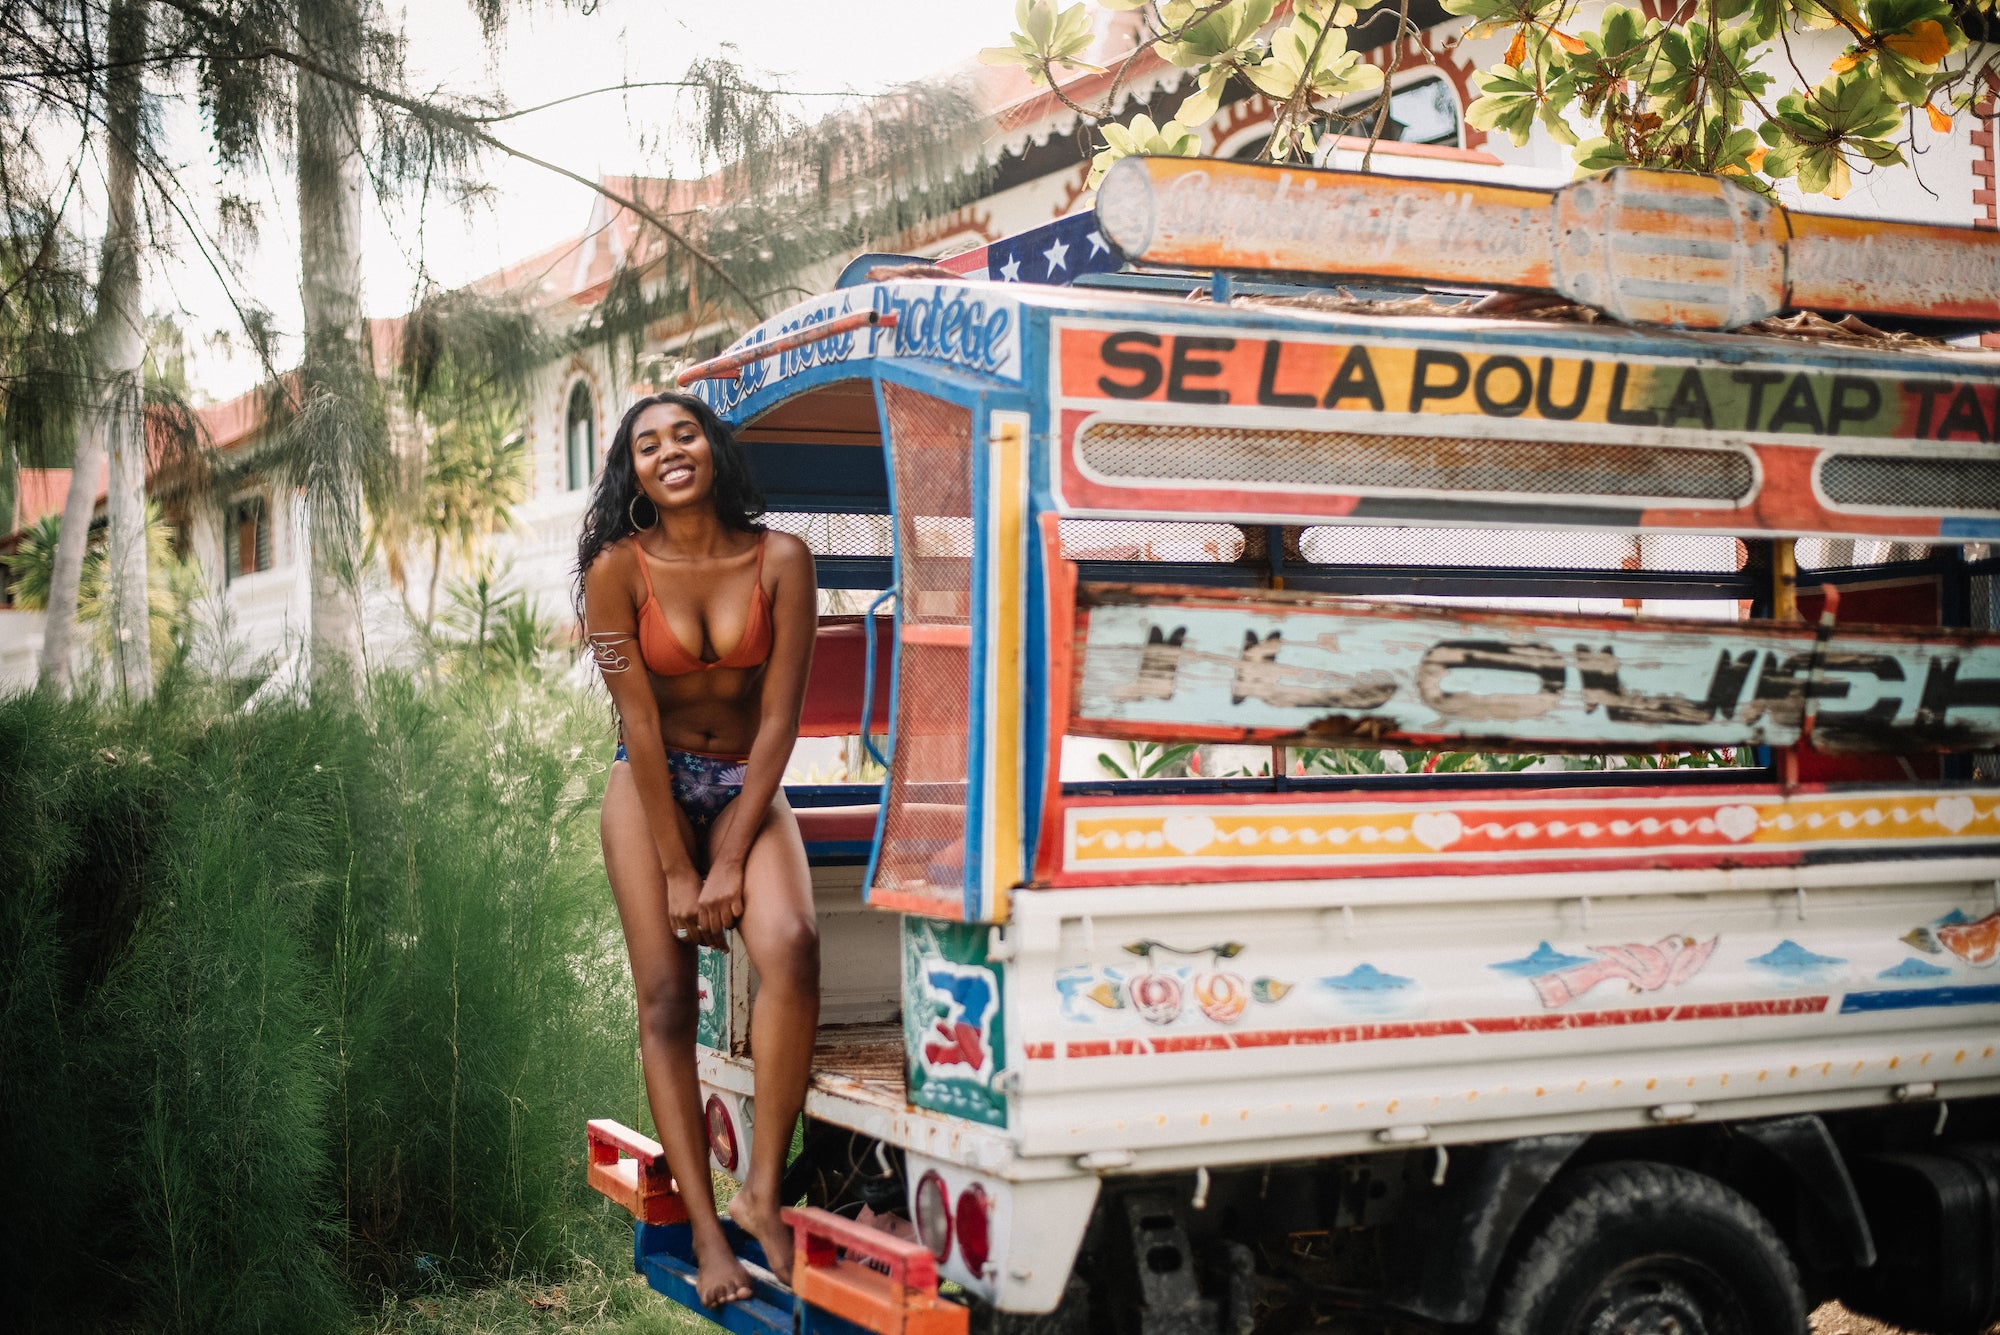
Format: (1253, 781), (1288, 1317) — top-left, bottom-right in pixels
(0, 669), (646, 1332)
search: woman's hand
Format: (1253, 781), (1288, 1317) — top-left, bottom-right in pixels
(666, 865), (704, 947)
(696, 858), (746, 948)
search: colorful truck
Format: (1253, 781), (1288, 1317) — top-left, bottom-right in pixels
(587, 158), (2000, 1335)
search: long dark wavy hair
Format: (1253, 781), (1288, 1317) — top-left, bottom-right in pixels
(573, 390), (766, 619)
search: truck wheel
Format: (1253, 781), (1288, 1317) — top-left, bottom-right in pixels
(1487, 1161), (1808, 1335)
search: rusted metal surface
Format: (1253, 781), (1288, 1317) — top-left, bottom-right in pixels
(1094, 157), (2000, 331)
(1095, 154), (1555, 294)
(677, 308), (895, 384)
(1071, 582), (2000, 754)
(812, 1020), (907, 1091)
(1787, 211), (2000, 326)
(1551, 168), (1783, 328)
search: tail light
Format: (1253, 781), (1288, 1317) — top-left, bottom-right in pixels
(705, 1095), (738, 1173)
(914, 1169), (952, 1260)
(955, 1182), (991, 1275)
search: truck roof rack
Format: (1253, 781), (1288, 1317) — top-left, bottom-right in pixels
(843, 158), (2000, 336)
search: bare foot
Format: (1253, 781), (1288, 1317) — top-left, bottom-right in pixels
(727, 1182), (795, 1287)
(692, 1224), (755, 1307)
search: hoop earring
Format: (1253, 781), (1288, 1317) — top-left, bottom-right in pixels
(628, 493), (657, 531)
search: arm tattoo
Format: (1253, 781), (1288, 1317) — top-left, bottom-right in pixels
(588, 632), (636, 674)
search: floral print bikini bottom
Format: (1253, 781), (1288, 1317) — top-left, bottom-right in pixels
(613, 740), (749, 831)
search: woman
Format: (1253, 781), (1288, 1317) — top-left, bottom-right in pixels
(576, 391), (819, 1305)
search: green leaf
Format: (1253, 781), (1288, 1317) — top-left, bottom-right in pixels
(1572, 135), (1630, 173)
(1176, 66), (1229, 126)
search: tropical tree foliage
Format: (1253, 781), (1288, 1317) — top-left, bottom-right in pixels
(987, 0), (1997, 199)
(8, 501), (200, 675)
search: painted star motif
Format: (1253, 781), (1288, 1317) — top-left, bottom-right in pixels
(1086, 231), (1110, 257)
(998, 253), (1022, 282)
(1042, 237), (1070, 274)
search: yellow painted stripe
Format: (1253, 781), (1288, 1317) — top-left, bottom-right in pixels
(987, 412), (1029, 916)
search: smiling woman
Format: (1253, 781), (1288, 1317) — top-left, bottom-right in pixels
(573, 391), (820, 1307)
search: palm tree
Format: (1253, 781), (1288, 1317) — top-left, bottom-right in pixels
(37, 0), (152, 699)
(11, 500), (194, 676)
(371, 397), (528, 632)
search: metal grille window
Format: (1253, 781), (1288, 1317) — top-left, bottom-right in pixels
(1076, 422), (1757, 505)
(872, 384), (974, 912)
(1819, 453), (2000, 513)
(224, 493), (271, 582)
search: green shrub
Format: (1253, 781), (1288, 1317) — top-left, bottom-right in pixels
(0, 670), (644, 1332)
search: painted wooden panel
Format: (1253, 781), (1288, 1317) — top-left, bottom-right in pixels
(1072, 584), (2000, 753)
(1047, 314), (2000, 540)
(1092, 156), (2000, 329)
(1056, 783), (2000, 883)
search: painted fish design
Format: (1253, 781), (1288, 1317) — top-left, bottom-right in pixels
(1904, 911), (2000, 968)
(1532, 935), (1718, 1009)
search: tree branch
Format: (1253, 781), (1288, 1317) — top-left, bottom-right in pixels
(150, 0), (764, 319)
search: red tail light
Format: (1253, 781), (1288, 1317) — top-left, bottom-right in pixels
(955, 1182), (991, 1274)
(704, 1095), (738, 1173)
(914, 1170), (952, 1261)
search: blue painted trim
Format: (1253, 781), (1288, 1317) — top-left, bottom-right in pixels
(971, 387), (994, 922)
(1941, 517), (2000, 539)
(1020, 302), (1064, 886)
(861, 376), (901, 904)
(1839, 985), (2000, 1014)
(632, 1221), (790, 1334)
(711, 362), (881, 432)
(802, 840), (874, 866)
(785, 783), (884, 806)
(837, 252), (930, 287)
(813, 556), (894, 591)
(861, 588), (895, 770)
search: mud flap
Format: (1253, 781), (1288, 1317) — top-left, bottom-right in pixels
(1373, 1133), (1587, 1324)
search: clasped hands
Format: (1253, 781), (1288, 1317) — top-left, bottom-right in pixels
(668, 859), (745, 950)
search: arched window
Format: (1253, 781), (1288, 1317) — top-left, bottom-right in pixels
(565, 380), (595, 491)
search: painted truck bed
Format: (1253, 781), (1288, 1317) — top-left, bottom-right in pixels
(997, 862), (2000, 1167)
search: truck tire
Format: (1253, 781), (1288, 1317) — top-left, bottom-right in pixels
(1487, 1161), (1808, 1335)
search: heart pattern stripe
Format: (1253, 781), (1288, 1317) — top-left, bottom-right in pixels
(1065, 789), (2000, 876)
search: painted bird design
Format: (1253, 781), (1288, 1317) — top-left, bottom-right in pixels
(1904, 911), (2000, 968)
(1532, 935), (1719, 1009)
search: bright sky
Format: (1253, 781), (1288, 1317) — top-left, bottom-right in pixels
(163, 0), (1023, 400)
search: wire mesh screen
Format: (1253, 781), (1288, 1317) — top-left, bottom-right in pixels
(1299, 526), (1746, 571)
(1059, 519), (1246, 562)
(762, 511), (892, 557)
(1795, 538), (1938, 568)
(873, 383), (974, 912)
(1820, 454), (2000, 512)
(1076, 422), (1756, 502)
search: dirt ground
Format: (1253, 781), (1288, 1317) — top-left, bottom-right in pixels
(1811, 1304), (1915, 1335)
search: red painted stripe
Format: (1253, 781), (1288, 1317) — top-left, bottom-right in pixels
(1046, 848), (1810, 888)
(1021, 996), (1828, 1061)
